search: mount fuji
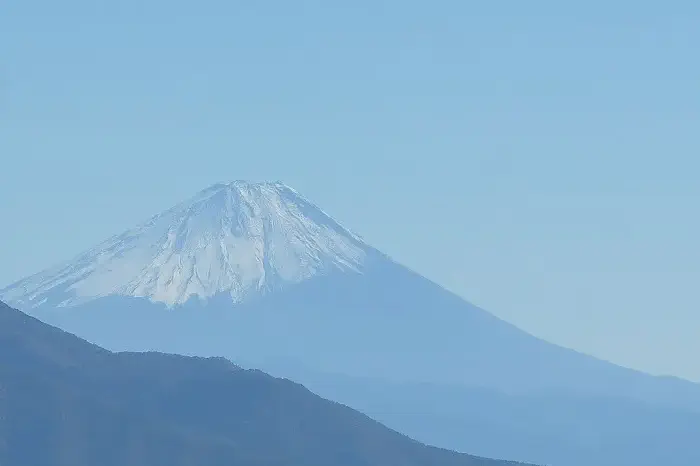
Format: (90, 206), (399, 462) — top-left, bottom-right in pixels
(3, 181), (700, 466)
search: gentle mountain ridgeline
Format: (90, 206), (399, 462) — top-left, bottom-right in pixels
(0, 300), (526, 466)
(3, 181), (700, 465)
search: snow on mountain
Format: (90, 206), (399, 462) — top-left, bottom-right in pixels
(1, 181), (374, 309)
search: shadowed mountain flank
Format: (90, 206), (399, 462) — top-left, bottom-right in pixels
(0, 300), (525, 466)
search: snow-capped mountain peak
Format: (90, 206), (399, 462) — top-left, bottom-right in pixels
(1, 181), (373, 309)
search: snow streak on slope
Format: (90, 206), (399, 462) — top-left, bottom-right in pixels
(1, 181), (373, 309)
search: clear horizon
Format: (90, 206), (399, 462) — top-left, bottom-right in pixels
(2, 1), (699, 382)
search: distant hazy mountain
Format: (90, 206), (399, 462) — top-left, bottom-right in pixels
(266, 364), (700, 466)
(3, 181), (700, 465)
(0, 300), (524, 466)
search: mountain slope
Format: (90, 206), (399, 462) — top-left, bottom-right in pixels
(0, 300), (524, 466)
(32, 261), (700, 411)
(28, 268), (700, 465)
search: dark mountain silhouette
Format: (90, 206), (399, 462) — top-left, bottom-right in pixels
(0, 300), (526, 466)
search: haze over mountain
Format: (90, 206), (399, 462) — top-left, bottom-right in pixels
(3, 181), (700, 466)
(1, 299), (527, 466)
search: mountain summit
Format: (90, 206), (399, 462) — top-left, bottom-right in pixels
(1, 181), (374, 308)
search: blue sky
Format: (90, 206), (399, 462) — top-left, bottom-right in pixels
(2, 1), (699, 380)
